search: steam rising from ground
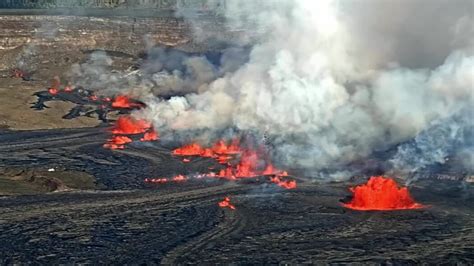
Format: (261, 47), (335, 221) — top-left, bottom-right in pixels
(134, 0), (473, 178)
(62, 1), (472, 179)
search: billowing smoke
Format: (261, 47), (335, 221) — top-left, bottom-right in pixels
(134, 0), (473, 178)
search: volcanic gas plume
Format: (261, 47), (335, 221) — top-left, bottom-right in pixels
(130, 0), (473, 180)
(64, 0), (473, 181)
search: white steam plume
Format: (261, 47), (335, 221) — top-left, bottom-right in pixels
(136, 0), (473, 178)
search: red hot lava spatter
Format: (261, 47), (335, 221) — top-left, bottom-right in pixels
(218, 197), (236, 210)
(112, 116), (151, 135)
(343, 176), (425, 211)
(112, 95), (145, 109)
(48, 76), (61, 95)
(103, 116), (159, 150)
(270, 176), (297, 190)
(103, 135), (132, 150)
(171, 139), (296, 189)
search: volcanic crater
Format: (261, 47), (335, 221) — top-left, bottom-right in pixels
(0, 7), (473, 264)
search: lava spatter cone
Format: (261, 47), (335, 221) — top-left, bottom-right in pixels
(343, 176), (425, 211)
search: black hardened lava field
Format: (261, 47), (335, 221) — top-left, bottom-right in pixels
(0, 1), (473, 264)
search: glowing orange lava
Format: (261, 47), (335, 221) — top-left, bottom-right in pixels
(112, 95), (144, 109)
(270, 176), (297, 189)
(172, 175), (187, 182)
(140, 129), (159, 142)
(103, 115), (158, 150)
(343, 176), (425, 211)
(171, 139), (296, 189)
(144, 178), (168, 184)
(172, 138), (241, 160)
(48, 88), (58, 95)
(218, 197), (236, 210)
(145, 175), (187, 184)
(48, 76), (61, 95)
(103, 135), (132, 150)
(112, 116), (151, 135)
(173, 143), (205, 156)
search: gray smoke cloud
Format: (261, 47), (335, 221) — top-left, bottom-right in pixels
(131, 0), (473, 179)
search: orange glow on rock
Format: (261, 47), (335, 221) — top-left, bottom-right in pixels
(104, 116), (159, 150)
(112, 95), (144, 109)
(172, 175), (187, 182)
(112, 116), (151, 135)
(140, 129), (159, 142)
(48, 88), (58, 95)
(172, 139), (296, 189)
(270, 176), (297, 189)
(144, 178), (168, 184)
(103, 135), (132, 150)
(145, 175), (187, 184)
(343, 176), (425, 211)
(218, 197), (236, 210)
(173, 143), (205, 156)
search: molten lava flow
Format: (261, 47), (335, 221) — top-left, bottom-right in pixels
(145, 175), (187, 184)
(140, 130), (159, 142)
(173, 143), (205, 156)
(144, 178), (168, 184)
(112, 95), (144, 109)
(235, 150), (259, 177)
(109, 135), (133, 145)
(112, 116), (151, 135)
(172, 139), (296, 188)
(211, 139), (240, 155)
(103, 135), (132, 150)
(201, 148), (215, 158)
(172, 175), (187, 182)
(218, 197), (236, 210)
(104, 116), (158, 150)
(270, 176), (297, 189)
(172, 139), (242, 160)
(343, 176), (425, 211)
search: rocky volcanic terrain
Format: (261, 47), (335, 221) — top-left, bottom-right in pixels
(0, 11), (472, 264)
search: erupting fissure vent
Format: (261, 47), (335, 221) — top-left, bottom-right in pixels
(112, 95), (145, 109)
(170, 139), (297, 189)
(343, 176), (425, 211)
(104, 116), (158, 150)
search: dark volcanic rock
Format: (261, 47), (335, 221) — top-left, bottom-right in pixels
(0, 127), (472, 263)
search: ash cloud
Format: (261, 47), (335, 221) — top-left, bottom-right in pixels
(136, 0), (473, 179)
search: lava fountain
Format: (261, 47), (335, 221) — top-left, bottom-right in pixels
(343, 176), (425, 211)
